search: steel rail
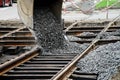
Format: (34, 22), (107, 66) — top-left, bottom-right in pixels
(0, 46), (40, 75)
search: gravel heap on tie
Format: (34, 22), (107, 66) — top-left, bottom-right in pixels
(78, 29), (120, 40)
(67, 35), (81, 41)
(78, 32), (96, 36)
(97, 31), (120, 39)
(77, 41), (120, 80)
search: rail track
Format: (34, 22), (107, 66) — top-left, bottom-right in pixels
(0, 20), (120, 80)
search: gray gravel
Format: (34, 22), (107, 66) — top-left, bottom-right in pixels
(77, 41), (120, 80)
(77, 30), (120, 40)
(97, 30), (120, 39)
(79, 32), (95, 36)
(102, 35), (120, 39)
(48, 42), (89, 54)
(67, 35), (81, 41)
(115, 29), (120, 33)
(77, 29), (120, 40)
(33, 7), (64, 52)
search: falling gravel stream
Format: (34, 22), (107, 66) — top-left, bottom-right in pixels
(33, 7), (64, 53)
(33, 6), (89, 54)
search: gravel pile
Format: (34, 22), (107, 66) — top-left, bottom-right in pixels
(77, 41), (120, 80)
